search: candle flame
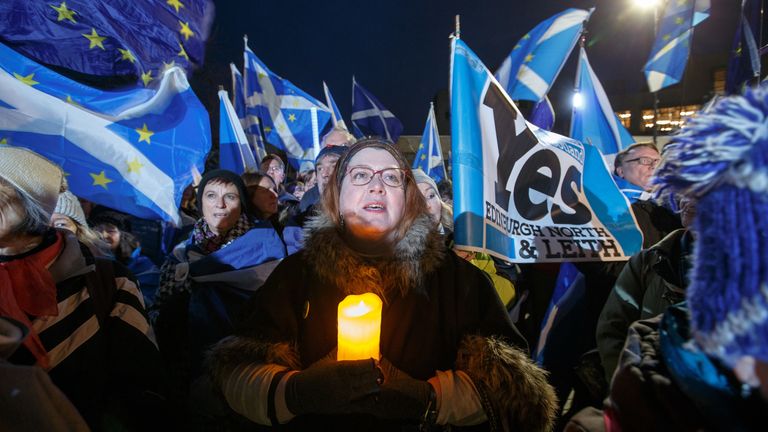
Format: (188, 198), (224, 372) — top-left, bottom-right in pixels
(343, 300), (372, 317)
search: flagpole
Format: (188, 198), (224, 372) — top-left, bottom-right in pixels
(651, 5), (660, 145)
(455, 15), (461, 39)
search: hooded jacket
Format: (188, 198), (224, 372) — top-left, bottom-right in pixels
(208, 213), (557, 431)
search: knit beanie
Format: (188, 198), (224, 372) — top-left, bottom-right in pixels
(652, 84), (768, 368)
(89, 210), (131, 232)
(54, 191), (88, 227)
(196, 169), (249, 214)
(412, 168), (440, 199)
(0, 147), (63, 215)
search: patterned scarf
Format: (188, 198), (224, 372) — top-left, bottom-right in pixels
(0, 231), (64, 369)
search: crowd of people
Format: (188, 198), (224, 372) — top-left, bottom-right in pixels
(1, 85), (768, 432)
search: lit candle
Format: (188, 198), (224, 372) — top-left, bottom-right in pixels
(337, 293), (382, 361)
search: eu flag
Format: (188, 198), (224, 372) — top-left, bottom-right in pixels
(412, 103), (446, 182)
(0, 0), (214, 84)
(0, 42), (210, 225)
(231, 62), (266, 162)
(495, 8), (591, 102)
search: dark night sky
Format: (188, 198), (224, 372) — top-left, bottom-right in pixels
(191, 0), (740, 136)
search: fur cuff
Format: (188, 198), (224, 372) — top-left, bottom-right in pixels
(456, 335), (558, 432)
(206, 336), (300, 387)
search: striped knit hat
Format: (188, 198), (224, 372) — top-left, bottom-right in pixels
(653, 84), (768, 368)
(54, 190), (88, 227)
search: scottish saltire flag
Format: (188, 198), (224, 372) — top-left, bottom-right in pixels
(243, 39), (331, 168)
(726, 0), (763, 94)
(571, 47), (634, 156)
(231, 62), (266, 162)
(0, 42), (210, 224)
(0, 0), (214, 84)
(412, 103), (446, 182)
(323, 81), (347, 130)
(450, 38), (642, 263)
(351, 77), (404, 142)
(644, 0), (710, 92)
(219, 89), (257, 175)
(495, 8), (592, 102)
(529, 96), (555, 131)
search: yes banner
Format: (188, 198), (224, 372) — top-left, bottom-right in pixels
(450, 39), (642, 263)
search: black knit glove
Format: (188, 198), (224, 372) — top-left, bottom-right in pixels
(284, 357), (381, 415)
(357, 358), (435, 421)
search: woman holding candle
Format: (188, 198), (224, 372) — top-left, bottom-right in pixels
(209, 138), (557, 431)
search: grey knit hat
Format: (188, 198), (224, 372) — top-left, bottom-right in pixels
(0, 147), (63, 215)
(412, 168), (440, 197)
(54, 191), (88, 227)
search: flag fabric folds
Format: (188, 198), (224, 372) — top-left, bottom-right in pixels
(243, 39), (331, 168)
(450, 38), (642, 263)
(412, 103), (446, 182)
(351, 77), (404, 142)
(232, 62), (266, 162)
(0, 42), (210, 225)
(570, 47), (634, 156)
(0, 0), (214, 84)
(726, 0), (763, 94)
(219, 89), (257, 175)
(644, 0), (710, 92)
(323, 81), (347, 130)
(494, 8), (592, 102)
(529, 96), (556, 131)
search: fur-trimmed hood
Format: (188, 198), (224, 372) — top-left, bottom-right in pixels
(301, 212), (445, 299)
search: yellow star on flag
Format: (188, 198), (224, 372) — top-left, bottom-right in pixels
(662, 34), (671, 41)
(0, 138), (7, 145)
(675, 17), (684, 25)
(288, 113), (297, 122)
(65, 95), (82, 107)
(420, 155), (426, 160)
(118, 48), (136, 63)
(136, 123), (154, 144)
(264, 126), (272, 133)
(162, 60), (176, 72)
(257, 72), (267, 80)
(167, 0), (184, 13)
(127, 158), (144, 173)
(83, 28), (106, 50)
(13, 72), (38, 86)
(141, 70), (153, 87)
(177, 43), (189, 61)
(524, 53), (534, 63)
(90, 171), (113, 189)
(522, 33), (531, 39)
(179, 21), (194, 40)
(513, 44), (521, 50)
(418, 144), (424, 149)
(277, 124), (286, 133)
(51, 2), (77, 23)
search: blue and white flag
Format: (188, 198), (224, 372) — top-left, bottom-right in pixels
(219, 89), (257, 175)
(451, 38), (642, 263)
(0, 0), (214, 84)
(495, 8), (592, 102)
(351, 77), (403, 142)
(726, 0), (762, 94)
(529, 96), (555, 131)
(323, 81), (347, 130)
(0, 42), (210, 225)
(571, 47), (634, 156)
(412, 103), (446, 182)
(644, 0), (710, 92)
(232, 62), (266, 162)
(243, 38), (331, 168)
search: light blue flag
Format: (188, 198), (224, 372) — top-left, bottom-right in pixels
(644, 0), (710, 92)
(232, 62), (266, 162)
(0, 42), (210, 225)
(571, 47), (634, 156)
(450, 38), (642, 263)
(351, 77), (404, 142)
(243, 37), (331, 168)
(219, 89), (257, 175)
(495, 8), (592, 102)
(412, 103), (446, 182)
(323, 81), (347, 130)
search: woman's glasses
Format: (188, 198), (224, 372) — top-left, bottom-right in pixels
(347, 167), (406, 187)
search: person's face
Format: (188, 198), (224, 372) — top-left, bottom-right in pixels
(201, 181), (242, 235)
(0, 182), (25, 242)
(250, 177), (278, 219)
(418, 183), (442, 227)
(323, 130), (350, 147)
(264, 159), (285, 184)
(51, 213), (78, 234)
(95, 223), (121, 251)
(616, 146), (660, 190)
(317, 154), (340, 194)
(339, 148), (405, 244)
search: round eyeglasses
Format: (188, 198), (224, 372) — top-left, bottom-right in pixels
(625, 157), (660, 167)
(346, 166), (406, 187)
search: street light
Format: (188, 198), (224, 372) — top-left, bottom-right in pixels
(572, 92), (584, 109)
(631, 0), (661, 10)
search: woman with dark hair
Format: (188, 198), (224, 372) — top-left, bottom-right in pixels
(152, 169), (288, 421)
(0, 147), (166, 430)
(242, 171), (303, 255)
(209, 138), (557, 431)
